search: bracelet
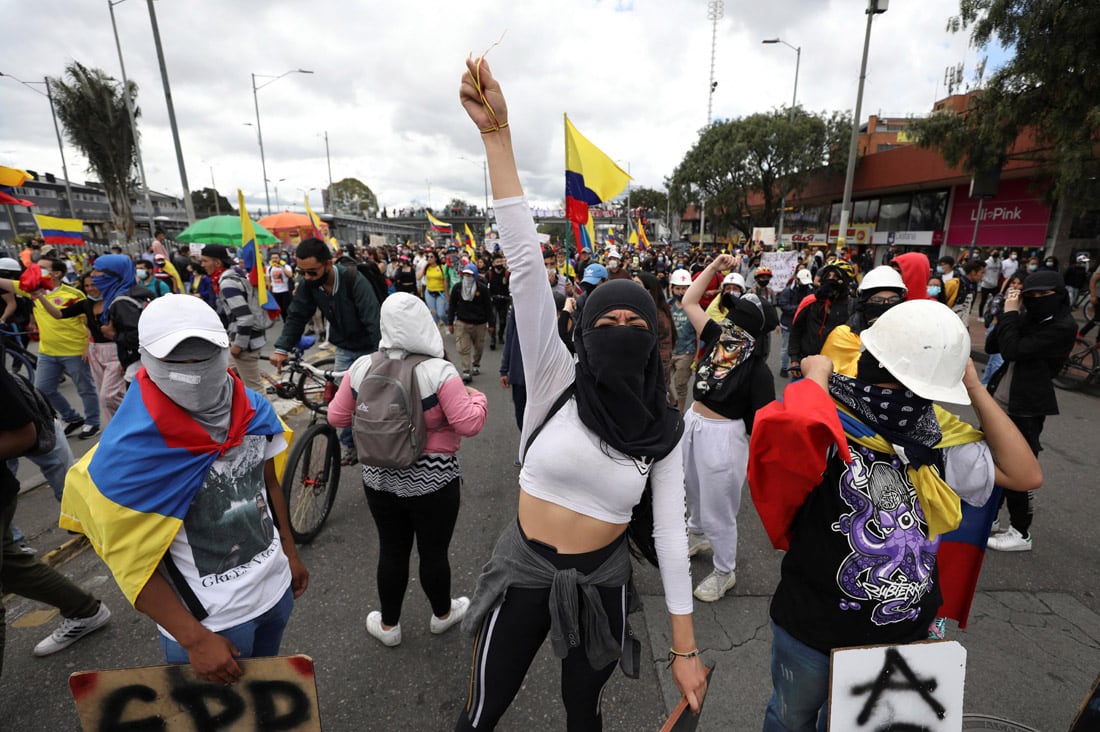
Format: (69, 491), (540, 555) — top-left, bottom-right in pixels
(480, 121), (509, 134)
(667, 647), (700, 667)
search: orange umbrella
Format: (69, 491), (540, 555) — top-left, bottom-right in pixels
(258, 211), (313, 230)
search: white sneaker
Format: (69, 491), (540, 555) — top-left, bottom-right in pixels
(989, 518), (1002, 534)
(693, 569), (736, 602)
(430, 597), (470, 635)
(366, 611), (402, 647)
(987, 526), (1032, 552)
(34, 602), (111, 656)
(687, 533), (711, 558)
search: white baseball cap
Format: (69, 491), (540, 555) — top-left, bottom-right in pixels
(796, 269), (813, 285)
(139, 294), (229, 359)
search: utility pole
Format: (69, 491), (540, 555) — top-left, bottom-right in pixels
(109, 0), (156, 237)
(42, 79), (77, 220)
(700, 0), (723, 249)
(324, 131), (334, 213)
(146, 0), (195, 223)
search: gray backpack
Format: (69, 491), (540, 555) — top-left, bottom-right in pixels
(352, 350), (434, 468)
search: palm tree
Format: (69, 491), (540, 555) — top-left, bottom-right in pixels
(49, 62), (138, 239)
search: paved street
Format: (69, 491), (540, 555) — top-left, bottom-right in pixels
(2, 319), (1097, 731)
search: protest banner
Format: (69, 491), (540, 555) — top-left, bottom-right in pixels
(760, 251), (800, 294)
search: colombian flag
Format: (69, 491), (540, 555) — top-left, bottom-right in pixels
(0, 166), (34, 207)
(463, 223), (477, 257)
(35, 214), (84, 246)
(564, 114), (630, 256)
(304, 195), (326, 241)
(426, 210), (453, 235)
(936, 486), (1003, 628)
(637, 219), (651, 250)
(237, 190), (269, 307)
(59, 370), (288, 605)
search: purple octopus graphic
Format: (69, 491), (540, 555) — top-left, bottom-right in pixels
(832, 445), (938, 625)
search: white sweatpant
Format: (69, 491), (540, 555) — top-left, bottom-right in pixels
(683, 407), (749, 574)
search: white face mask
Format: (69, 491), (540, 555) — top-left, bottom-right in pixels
(136, 269), (150, 280)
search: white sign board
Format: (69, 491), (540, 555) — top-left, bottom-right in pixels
(188, 243), (204, 259)
(760, 251), (800, 294)
(829, 641), (966, 732)
(751, 227), (776, 248)
(369, 234), (387, 249)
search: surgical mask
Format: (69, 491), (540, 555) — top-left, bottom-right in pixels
(136, 269), (150, 280)
(87, 294), (103, 302)
(608, 260), (620, 271)
(938, 265), (949, 275)
(927, 285), (942, 297)
(1027, 264), (1039, 272)
(1045, 260), (1054, 267)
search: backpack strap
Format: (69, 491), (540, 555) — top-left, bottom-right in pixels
(522, 384), (576, 461)
(160, 553), (209, 621)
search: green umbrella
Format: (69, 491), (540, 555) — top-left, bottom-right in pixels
(176, 215), (281, 246)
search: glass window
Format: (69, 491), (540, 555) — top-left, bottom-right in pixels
(877, 194), (911, 232)
(908, 189), (949, 230)
(830, 202), (842, 225)
(852, 200), (870, 222)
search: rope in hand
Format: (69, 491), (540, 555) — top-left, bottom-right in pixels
(467, 31), (509, 134)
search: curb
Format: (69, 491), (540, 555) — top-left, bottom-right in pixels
(43, 534), (91, 569)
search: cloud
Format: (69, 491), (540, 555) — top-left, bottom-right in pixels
(0, 0), (984, 219)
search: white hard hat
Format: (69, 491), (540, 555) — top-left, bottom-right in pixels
(722, 272), (746, 290)
(858, 265), (908, 294)
(606, 248), (622, 260)
(669, 269), (692, 287)
(0, 257), (21, 272)
(860, 300), (971, 405)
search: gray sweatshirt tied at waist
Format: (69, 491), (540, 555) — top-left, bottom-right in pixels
(462, 519), (639, 676)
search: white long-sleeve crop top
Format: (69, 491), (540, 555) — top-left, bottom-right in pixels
(496, 195), (693, 615)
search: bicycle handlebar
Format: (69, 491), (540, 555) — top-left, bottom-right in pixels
(299, 361), (347, 381)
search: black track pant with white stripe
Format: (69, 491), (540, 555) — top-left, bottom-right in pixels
(456, 547), (626, 730)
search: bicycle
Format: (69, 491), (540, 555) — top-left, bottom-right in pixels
(261, 337), (346, 544)
(1052, 337), (1100, 391)
(0, 324), (38, 381)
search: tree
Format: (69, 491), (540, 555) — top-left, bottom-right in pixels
(323, 177), (378, 217)
(629, 187), (669, 219)
(190, 188), (235, 218)
(668, 107), (849, 240)
(910, 0), (1100, 208)
(49, 62), (139, 238)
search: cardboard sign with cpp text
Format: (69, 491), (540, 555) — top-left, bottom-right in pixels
(69, 654), (321, 731)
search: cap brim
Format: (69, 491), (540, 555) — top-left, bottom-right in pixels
(142, 327), (229, 359)
(904, 379), (971, 406)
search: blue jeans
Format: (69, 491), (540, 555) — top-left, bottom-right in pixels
(780, 327), (791, 372)
(6, 421), (74, 501)
(335, 346), (374, 448)
(763, 622), (829, 732)
(424, 290), (448, 325)
(159, 587), (294, 662)
(35, 354), (100, 427)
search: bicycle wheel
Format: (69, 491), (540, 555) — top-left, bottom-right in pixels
(282, 423), (341, 544)
(3, 348), (36, 382)
(297, 356), (336, 413)
(1052, 338), (1097, 391)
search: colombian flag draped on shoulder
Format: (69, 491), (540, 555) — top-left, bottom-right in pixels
(59, 369), (286, 605)
(564, 114), (630, 255)
(426, 210), (454, 236)
(35, 214), (84, 246)
(237, 190), (268, 306)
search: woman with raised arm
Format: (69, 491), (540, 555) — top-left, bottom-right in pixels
(455, 57), (707, 731)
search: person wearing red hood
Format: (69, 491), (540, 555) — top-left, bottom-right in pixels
(891, 252), (934, 300)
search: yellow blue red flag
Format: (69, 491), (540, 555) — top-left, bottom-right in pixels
(34, 214), (84, 246)
(426, 210), (453, 235)
(304, 196), (326, 241)
(564, 114), (630, 256)
(637, 219), (651, 250)
(237, 190), (268, 306)
(59, 371), (288, 605)
(463, 223), (476, 257)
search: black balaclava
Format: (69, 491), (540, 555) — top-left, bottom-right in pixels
(573, 279), (682, 461)
(856, 349), (896, 385)
(1021, 271), (1070, 322)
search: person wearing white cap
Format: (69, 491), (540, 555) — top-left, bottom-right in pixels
(777, 269), (815, 377)
(748, 299), (1041, 730)
(604, 247), (630, 280)
(60, 294), (308, 685)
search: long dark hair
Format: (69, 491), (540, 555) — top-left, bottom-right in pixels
(635, 271), (676, 349)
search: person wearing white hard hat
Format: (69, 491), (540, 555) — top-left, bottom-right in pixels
(703, 271), (746, 322)
(820, 265), (908, 377)
(60, 294), (308, 686)
(667, 269), (697, 412)
(748, 299), (1042, 731)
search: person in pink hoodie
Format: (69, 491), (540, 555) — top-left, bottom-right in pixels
(328, 292), (488, 647)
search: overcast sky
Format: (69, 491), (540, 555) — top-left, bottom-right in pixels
(1, 0), (1003, 217)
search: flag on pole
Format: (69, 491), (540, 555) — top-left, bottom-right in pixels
(564, 114), (630, 256)
(637, 219), (651, 250)
(238, 189), (268, 306)
(426, 210), (454, 235)
(34, 214), (84, 246)
(628, 227), (639, 248)
(463, 223), (477, 257)
(425, 231), (435, 245)
(304, 196), (326, 241)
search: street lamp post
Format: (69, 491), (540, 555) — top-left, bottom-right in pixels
(108, 0), (156, 238)
(838, 0), (889, 252)
(270, 178), (287, 211)
(459, 155), (490, 240)
(0, 73), (77, 220)
(323, 131), (334, 213)
(763, 38), (801, 250)
(251, 69), (313, 215)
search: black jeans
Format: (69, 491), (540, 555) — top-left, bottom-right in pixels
(364, 478), (460, 625)
(455, 534), (626, 732)
(489, 299), (511, 345)
(1001, 414), (1045, 536)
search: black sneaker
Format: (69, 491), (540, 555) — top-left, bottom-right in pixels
(63, 419), (85, 436)
(78, 424), (100, 440)
(462, 372), (472, 384)
(779, 369), (789, 378)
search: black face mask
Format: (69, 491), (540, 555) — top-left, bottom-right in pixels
(720, 292), (740, 311)
(856, 350), (897, 385)
(862, 300), (898, 324)
(1024, 293), (1062, 320)
(673, 293), (683, 302)
(493, 265), (504, 272)
(306, 267), (329, 289)
(816, 279), (844, 301)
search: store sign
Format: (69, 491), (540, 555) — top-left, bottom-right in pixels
(828, 224), (875, 245)
(946, 178), (1051, 248)
(871, 230), (944, 246)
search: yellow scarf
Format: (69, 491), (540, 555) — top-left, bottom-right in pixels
(840, 404), (984, 539)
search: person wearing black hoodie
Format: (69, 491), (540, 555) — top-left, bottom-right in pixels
(786, 262), (854, 378)
(985, 270), (1076, 551)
